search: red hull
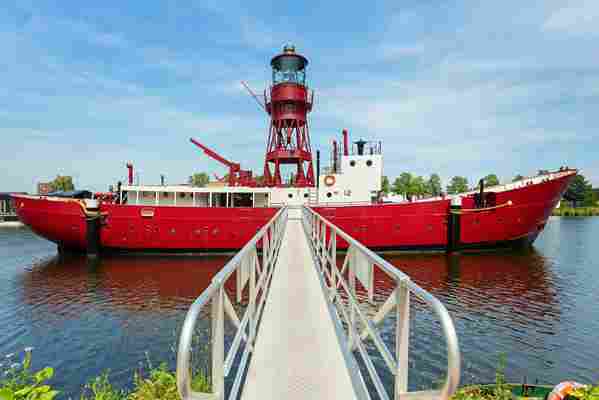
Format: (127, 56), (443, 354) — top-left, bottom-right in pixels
(13, 171), (574, 253)
(316, 172), (573, 251)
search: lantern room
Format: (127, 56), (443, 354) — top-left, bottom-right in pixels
(270, 44), (308, 86)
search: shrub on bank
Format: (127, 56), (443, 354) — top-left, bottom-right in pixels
(553, 207), (599, 217)
(1, 350), (209, 400)
(0, 348), (58, 400)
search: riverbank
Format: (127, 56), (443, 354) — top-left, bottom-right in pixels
(552, 207), (599, 216)
(3, 350), (598, 400)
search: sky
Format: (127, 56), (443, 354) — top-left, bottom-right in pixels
(1, 0), (598, 192)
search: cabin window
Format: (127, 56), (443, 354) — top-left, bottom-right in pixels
(350, 160), (356, 167)
(366, 160), (373, 167)
(326, 192), (332, 198)
(303, 193), (309, 198)
(288, 193), (293, 198)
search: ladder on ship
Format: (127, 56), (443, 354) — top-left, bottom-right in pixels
(176, 206), (461, 400)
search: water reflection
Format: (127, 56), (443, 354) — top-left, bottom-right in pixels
(21, 254), (234, 316)
(382, 250), (559, 320)
(379, 250), (567, 388)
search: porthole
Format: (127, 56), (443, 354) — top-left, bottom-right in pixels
(288, 193), (293, 198)
(303, 193), (309, 198)
(366, 160), (373, 167)
(350, 160), (356, 167)
(326, 192), (332, 198)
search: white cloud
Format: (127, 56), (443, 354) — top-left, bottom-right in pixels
(543, 0), (599, 34)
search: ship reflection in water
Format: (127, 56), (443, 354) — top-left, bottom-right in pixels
(21, 254), (234, 316)
(5, 218), (599, 396)
(378, 251), (564, 389)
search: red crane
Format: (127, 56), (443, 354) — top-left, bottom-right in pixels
(189, 138), (256, 187)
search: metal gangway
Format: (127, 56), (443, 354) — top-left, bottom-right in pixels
(177, 207), (460, 400)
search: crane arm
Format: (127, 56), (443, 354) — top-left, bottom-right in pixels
(190, 138), (239, 169)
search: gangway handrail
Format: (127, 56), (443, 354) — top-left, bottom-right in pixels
(302, 206), (460, 400)
(176, 207), (288, 400)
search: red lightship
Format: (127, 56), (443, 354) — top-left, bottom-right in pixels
(13, 45), (576, 254)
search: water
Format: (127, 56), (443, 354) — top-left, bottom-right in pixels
(1, 217), (598, 397)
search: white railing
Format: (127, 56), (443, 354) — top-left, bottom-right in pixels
(176, 207), (287, 400)
(302, 206), (460, 400)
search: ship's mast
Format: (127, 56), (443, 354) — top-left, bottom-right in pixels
(263, 44), (315, 187)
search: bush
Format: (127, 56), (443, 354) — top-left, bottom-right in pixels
(0, 349), (59, 400)
(79, 363), (209, 400)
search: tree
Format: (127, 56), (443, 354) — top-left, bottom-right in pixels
(410, 176), (426, 198)
(381, 176), (390, 194)
(399, 172), (414, 196)
(190, 172), (210, 187)
(512, 174), (525, 182)
(564, 174), (592, 207)
(446, 176), (469, 194)
(49, 175), (74, 192)
(425, 173), (442, 196)
(483, 174), (500, 186)
(392, 172), (411, 196)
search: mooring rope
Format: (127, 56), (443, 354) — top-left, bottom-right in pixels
(450, 200), (513, 214)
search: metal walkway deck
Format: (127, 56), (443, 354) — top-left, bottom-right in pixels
(177, 206), (460, 400)
(241, 208), (358, 399)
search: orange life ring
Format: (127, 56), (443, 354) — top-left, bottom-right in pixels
(324, 175), (336, 186)
(547, 381), (586, 400)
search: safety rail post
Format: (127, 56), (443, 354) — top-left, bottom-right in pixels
(212, 287), (225, 397)
(396, 279), (410, 394)
(301, 206), (460, 400)
(176, 208), (287, 400)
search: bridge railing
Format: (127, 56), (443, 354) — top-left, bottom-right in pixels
(176, 207), (287, 400)
(302, 206), (460, 400)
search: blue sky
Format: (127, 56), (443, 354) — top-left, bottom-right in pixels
(1, 0), (598, 192)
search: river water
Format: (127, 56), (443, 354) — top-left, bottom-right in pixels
(1, 217), (598, 397)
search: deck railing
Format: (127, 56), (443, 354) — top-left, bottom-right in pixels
(176, 207), (287, 400)
(302, 206), (460, 400)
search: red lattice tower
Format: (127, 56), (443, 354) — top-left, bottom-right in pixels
(263, 45), (315, 187)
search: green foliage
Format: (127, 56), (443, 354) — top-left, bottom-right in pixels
(190, 173), (210, 187)
(391, 172), (430, 198)
(564, 174), (593, 207)
(512, 174), (525, 182)
(381, 176), (390, 194)
(79, 363), (209, 400)
(451, 354), (511, 400)
(0, 350), (59, 400)
(447, 176), (469, 194)
(426, 173), (442, 196)
(49, 175), (74, 192)
(552, 207), (599, 217)
(483, 174), (500, 186)
(128, 363), (210, 400)
(570, 383), (599, 400)
(80, 372), (124, 400)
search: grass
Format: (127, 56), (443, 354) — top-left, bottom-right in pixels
(552, 207), (599, 217)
